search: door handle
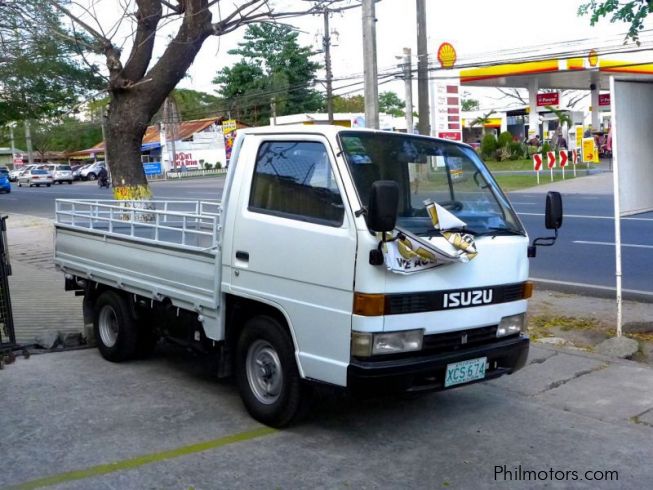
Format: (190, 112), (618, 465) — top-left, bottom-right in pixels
(235, 251), (249, 262)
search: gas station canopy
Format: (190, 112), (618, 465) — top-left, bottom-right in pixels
(460, 58), (653, 90)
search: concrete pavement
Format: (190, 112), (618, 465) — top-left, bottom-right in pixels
(1, 344), (652, 488)
(4, 213), (83, 346)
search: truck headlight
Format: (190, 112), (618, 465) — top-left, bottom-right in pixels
(497, 313), (525, 337)
(352, 330), (424, 357)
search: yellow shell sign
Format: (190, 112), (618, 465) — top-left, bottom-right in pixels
(588, 49), (599, 67)
(437, 42), (457, 69)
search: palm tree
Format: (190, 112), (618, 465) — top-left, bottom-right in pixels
(545, 105), (572, 150)
(470, 110), (495, 136)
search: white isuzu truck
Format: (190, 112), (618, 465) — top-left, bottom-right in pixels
(54, 126), (562, 427)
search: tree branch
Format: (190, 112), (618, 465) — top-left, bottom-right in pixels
(122, 0), (163, 83)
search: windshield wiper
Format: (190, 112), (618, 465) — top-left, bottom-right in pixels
(474, 227), (525, 237)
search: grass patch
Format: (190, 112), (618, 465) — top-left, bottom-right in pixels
(528, 315), (603, 340)
(494, 172), (577, 191)
(484, 159), (533, 172)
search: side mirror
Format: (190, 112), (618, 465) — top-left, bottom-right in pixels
(528, 191), (563, 258)
(366, 180), (399, 232)
(545, 191), (563, 230)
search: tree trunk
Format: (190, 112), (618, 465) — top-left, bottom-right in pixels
(106, 94), (152, 202)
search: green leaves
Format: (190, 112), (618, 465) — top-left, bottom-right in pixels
(213, 22), (323, 125)
(578, 0), (653, 42)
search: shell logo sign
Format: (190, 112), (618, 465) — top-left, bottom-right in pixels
(588, 49), (599, 67)
(437, 42), (457, 69)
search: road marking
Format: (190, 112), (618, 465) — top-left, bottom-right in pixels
(573, 240), (653, 249)
(531, 277), (653, 299)
(10, 426), (276, 490)
(518, 212), (653, 222)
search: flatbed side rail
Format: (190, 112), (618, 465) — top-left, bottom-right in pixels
(55, 199), (222, 251)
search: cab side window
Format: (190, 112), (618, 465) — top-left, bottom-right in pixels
(249, 141), (345, 226)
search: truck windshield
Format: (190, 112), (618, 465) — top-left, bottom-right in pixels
(339, 131), (524, 237)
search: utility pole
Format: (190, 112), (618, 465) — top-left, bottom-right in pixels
(24, 120), (33, 165)
(163, 97), (178, 170)
(401, 48), (414, 134)
(362, 0), (379, 129)
(271, 97), (277, 126)
(9, 125), (16, 164)
(101, 108), (109, 167)
(416, 0), (430, 135)
(323, 8), (334, 124)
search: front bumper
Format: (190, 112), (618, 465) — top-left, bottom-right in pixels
(347, 334), (529, 393)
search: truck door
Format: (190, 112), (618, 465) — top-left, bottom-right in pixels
(229, 135), (357, 386)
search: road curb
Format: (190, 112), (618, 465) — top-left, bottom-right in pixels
(532, 277), (653, 303)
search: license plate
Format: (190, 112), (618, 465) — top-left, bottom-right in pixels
(444, 357), (487, 388)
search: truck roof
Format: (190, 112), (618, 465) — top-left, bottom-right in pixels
(239, 124), (473, 150)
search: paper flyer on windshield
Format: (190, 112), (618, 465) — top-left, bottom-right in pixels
(381, 199), (478, 275)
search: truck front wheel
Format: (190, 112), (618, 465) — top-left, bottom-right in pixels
(94, 291), (139, 362)
(236, 316), (309, 427)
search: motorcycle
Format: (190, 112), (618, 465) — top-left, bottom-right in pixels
(98, 176), (111, 188)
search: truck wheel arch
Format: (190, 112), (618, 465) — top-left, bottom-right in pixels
(225, 295), (301, 373)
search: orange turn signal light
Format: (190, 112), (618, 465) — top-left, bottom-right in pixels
(522, 281), (534, 299)
(353, 293), (386, 316)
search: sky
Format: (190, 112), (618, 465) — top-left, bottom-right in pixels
(84, 0), (653, 110)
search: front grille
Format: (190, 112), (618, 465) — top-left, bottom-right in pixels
(422, 325), (499, 355)
(385, 282), (526, 315)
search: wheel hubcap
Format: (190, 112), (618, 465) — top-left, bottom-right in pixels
(246, 340), (283, 405)
(98, 305), (119, 348)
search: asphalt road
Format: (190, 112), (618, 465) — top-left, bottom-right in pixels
(1, 177), (651, 295)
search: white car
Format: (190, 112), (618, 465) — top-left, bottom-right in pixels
(9, 165), (33, 182)
(17, 169), (53, 187)
(80, 161), (106, 181)
(52, 164), (74, 184)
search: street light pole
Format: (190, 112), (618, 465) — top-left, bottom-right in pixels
(362, 0), (379, 129)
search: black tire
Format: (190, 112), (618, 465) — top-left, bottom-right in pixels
(46, 183), (51, 187)
(87, 173), (97, 181)
(94, 290), (139, 362)
(68, 180), (73, 184)
(235, 315), (310, 427)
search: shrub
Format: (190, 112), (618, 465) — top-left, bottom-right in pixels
(480, 134), (498, 160)
(204, 162), (213, 170)
(541, 141), (552, 154)
(498, 131), (513, 149)
(509, 141), (524, 159)
(215, 162), (222, 169)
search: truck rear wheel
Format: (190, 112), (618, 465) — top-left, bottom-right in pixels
(94, 291), (139, 362)
(236, 315), (309, 427)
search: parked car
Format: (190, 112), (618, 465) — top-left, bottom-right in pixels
(17, 169), (53, 187)
(80, 161), (106, 181)
(52, 164), (74, 184)
(0, 168), (10, 193)
(71, 164), (84, 180)
(72, 164), (89, 181)
(9, 165), (32, 182)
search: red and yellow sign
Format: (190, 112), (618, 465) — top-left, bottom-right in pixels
(437, 42), (457, 69)
(588, 49), (599, 67)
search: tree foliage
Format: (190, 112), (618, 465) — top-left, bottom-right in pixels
(578, 0), (653, 41)
(0, 1), (103, 125)
(214, 23), (323, 125)
(332, 95), (364, 113)
(461, 98), (480, 111)
(379, 91), (405, 117)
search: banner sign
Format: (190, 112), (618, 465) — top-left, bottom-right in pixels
(143, 162), (163, 175)
(599, 93), (611, 107)
(537, 92), (560, 107)
(582, 138), (597, 163)
(222, 119), (238, 164)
